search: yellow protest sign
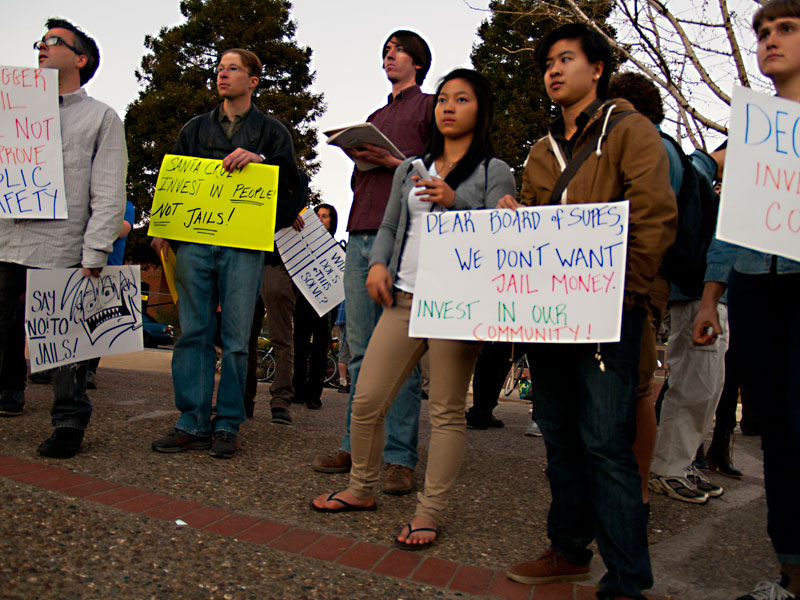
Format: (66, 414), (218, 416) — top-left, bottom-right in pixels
(147, 154), (278, 251)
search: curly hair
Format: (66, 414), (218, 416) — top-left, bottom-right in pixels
(607, 72), (664, 125)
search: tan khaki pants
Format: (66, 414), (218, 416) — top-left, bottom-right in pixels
(347, 292), (481, 523)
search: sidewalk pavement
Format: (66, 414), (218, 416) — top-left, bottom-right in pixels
(0, 349), (774, 599)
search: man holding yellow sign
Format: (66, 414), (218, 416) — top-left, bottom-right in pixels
(150, 48), (301, 459)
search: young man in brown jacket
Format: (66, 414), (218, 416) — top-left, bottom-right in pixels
(498, 23), (677, 600)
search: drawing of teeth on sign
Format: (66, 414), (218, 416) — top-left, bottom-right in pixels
(63, 267), (140, 345)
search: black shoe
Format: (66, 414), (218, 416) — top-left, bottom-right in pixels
(466, 411), (489, 429)
(85, 371), (97, 390)
(306, 398), (322, 410)
(707, 433), (744, 478)
(244, 399), (255, 419)
(271, 407), (292, 425)
(210, 431), (237, 458)
(420, 390), (429, 400)
(337, 384), (350, 394)
(152, 429), (211, 453)
(0, 390), (25, 417)
(38, 427), (84, 458)
(29, 370), (52, 385)
(692, 443), (709, 471)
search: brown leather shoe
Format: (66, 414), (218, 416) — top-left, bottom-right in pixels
(312, 450), (351, 473)
(382, 464), (415, 495)
(506, 548), (591, 585)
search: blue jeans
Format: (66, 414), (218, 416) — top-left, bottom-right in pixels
(728, 271), (800, 566)
(340, 232), (421, 469)
(172, 244), (264, 437)
(525, 308), (652, 599)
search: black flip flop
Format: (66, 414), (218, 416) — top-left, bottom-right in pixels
(310, 492), (378, 513)
(393, 523), (441, 551)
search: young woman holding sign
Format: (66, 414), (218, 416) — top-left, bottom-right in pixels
(311, 68), (515, 550)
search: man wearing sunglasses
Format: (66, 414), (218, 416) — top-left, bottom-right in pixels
(0, 19), (127, 458)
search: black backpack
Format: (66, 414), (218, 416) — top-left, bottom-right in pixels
(659, 133), (720, 298)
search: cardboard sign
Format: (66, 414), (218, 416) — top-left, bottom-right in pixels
(718, 86), (800, 261)
(0, 66), (66, 219)
(409, 202), (629, 343)
(147, 154), (278, 251)
(25, 266), (143, 372)
(276, 209), (345, 316)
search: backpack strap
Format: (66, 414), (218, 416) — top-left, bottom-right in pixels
(549, 110), (635, 205)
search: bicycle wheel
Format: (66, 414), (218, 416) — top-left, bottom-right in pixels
(257, 350), (276, 383)
(323, 353), (338, 386)
(503, 356), (527, 396)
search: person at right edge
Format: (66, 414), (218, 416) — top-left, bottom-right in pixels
(693, 1), (800, 598)
(497, 23), (677, 600)
(312, 30), (435, 495)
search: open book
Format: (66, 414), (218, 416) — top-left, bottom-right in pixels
(324, 123), (405, 171)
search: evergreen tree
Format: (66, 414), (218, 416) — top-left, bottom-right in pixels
(471, 0), (614, 190)
(124, 0), (324, 263)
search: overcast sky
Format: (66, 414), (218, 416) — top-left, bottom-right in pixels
(5, 0), (493, 239)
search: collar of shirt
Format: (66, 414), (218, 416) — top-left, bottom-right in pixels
(218, 104), (251, 139)
(59, 87), (88, 108)
(386, 84), (423, 105)
(549, 98), (604, 161)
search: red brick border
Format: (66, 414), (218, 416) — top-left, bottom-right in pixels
(0, 455), (670, 599)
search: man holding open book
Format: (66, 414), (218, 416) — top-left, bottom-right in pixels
(313, 30), (434, 495)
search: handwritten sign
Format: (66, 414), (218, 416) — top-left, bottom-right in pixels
(25, 266), (143, 372)
(409, 202), (629, 343)
(276, 210), (345, 316)
(718, 86), (800, 261)
(0, 66), (66, 219)
(147, 154), (278, 251)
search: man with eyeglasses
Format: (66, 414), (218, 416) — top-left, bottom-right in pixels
(0, 19), (127, 458)
(150, 48), (302, 459)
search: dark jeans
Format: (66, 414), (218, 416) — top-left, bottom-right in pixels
(525, 308), (652, 599)
(728, 270), (800, 566)
(1, 262), (92, 429)
(292, 294), (329, 403)
(468, 342), (513, 420)
(714, 340), (749, 437)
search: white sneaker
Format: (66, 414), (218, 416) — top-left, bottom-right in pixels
(525, 421), (543, 437)
(736, 579), (796, 600)
(687, 465), (724, 498)
(648, 474), (709, 504)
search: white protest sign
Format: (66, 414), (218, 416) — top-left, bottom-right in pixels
(0, 66), (66, 219)
(25, 266), (144, 372)
(276, 210), (345, 316)
(409, 202), (629, 343)
(718, 86), (800, 261)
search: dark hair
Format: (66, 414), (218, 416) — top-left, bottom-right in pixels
(608, 72), (664, 124)
(753, 0), (800, 31)
(383, 30), (432, 85)
(314, 203), (338, 235)
(424, 68), (495, 190)
(535, 22), (612, 98)
(45, 18), (99, 85)
(220, 48), (262, 78)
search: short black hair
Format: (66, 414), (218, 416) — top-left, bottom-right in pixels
(608, 72), (664, 124)
(383, 30), (432, 85)
(314, 203), (338, 236)
(45, 17), (100, 85)
(535, 22), (612, 98)
(753, 0), (800, 32)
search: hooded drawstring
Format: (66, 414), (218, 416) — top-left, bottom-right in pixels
(595, 103), (617, 157)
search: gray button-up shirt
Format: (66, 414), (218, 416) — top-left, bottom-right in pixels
(0, 88), (127, 268)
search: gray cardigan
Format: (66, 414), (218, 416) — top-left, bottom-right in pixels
(369, 156), (516, 280)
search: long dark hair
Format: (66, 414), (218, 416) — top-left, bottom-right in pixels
(424, 68), (495, 190)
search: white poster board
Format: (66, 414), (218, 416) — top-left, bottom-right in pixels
(409, 202), (629, 343)
(25, 266), (143, 372)
(0, 66), (66, 219)
(276, 210), (345, 316)
(718, 86), (800, 261)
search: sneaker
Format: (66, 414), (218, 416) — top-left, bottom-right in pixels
(0, 390), (25, 417)
(525, 420), (543, 437)
(382, 464), (414, 495)
(85, 370), (97, 390)
(210, 430), (237, 459)
(737, 577), (796, 600)
(648, 474), (709, 504)
(152, 429), (212, 453)
(312, 449), (351, 473)
(38, 427), (84, 458)
(271, 407), (292, 425)
(306, 398), (322, 410)
(337, 384), (350, 394)
(687, 465), (723, 498)
(506, 547), (591, 585)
